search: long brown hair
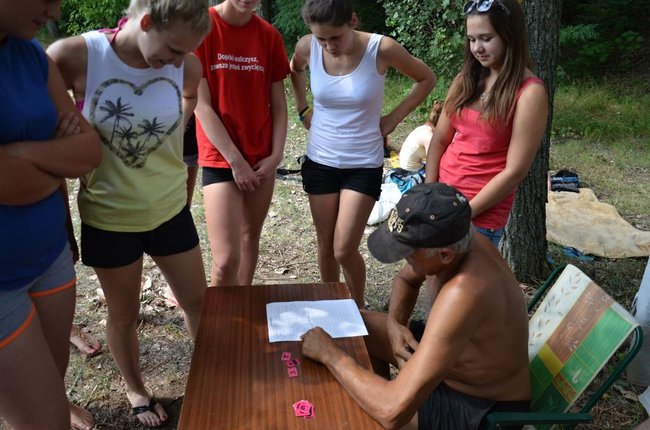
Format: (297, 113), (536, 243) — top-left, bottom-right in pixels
(445, 0), (532, 124)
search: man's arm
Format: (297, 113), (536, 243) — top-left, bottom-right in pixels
(302, 274), (486, 429)
(386, 264), (425, 367)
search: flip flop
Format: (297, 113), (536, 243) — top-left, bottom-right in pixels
(132, 399), (168, 428)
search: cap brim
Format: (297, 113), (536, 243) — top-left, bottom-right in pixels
(367, 225), (417, 264)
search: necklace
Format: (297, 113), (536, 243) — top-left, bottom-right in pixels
(480, 91), (489, 106)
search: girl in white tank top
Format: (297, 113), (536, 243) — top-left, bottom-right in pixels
(290, 0), (436, 308)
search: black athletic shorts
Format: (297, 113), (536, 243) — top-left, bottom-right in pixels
(201, 166), (235, 186)
(409, 320), (529, 430)
(81, 205), (199, 268)
(300, 156), (382, 200)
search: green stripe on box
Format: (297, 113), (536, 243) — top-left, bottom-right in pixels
(530, 355), (555, 403)
(559, 308), (634, 394)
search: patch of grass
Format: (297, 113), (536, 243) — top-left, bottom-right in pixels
(550, 139), (650, 225)
(553, 79), (650, 141)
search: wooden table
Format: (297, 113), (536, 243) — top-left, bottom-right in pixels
(178, 282), (383, 429)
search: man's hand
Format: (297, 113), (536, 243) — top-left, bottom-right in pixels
(300, 327), (340, 364)
(387, 317), (419, 368)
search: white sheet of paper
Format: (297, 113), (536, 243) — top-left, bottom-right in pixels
(266, 299), (368, 342)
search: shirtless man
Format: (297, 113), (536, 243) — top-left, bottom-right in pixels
(301, 183), (531, 430)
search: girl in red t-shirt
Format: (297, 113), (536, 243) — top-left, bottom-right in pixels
(195, 0), (290, 287)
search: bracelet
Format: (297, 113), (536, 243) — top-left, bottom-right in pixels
(298, 105), (312, 121)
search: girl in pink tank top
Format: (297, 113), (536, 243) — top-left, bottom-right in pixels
(425, 0), (548, 247)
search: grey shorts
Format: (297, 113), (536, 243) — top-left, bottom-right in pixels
(418, 383), (528, 430)
(0, 245), (75, 348)
(409, 320), (529, 430)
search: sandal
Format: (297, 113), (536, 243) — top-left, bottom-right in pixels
(132, 398), (168, 428)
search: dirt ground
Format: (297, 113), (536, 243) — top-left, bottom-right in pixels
(2, 120), (647, 430)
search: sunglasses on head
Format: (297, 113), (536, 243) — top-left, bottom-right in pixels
(462, 0), (495, 15)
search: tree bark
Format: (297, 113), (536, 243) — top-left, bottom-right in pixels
(501, 0), (561, 283)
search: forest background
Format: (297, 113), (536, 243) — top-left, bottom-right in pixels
(17, 0), (650, 429)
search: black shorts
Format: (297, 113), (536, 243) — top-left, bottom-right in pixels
(201, 166), (234, 186)
(81, 205), (199, 268)
(409, 320), (529, 430)
(300, 156), (382, 200)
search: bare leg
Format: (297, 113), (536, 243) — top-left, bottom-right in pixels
(0, 285), (77, 429)
(308, 193), (342, 283)
(0, 313), (70, 429)
(186, 165), (199, 206)
(333, 190), (376, 307)
(94, 259), (168, 428)
(238, 175), (275, 285)
(152, 245), (207, 339)
(34, 289), (97, 430)
(203, 182), (244, 286)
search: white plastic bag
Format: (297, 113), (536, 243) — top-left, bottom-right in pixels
(367, 182), (401, 225)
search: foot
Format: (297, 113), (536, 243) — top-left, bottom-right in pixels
(163, 286), (179, 308)
(70, 325), (102, 357)
(70, 402), (95, 430)
(634, 418), (650, 430)
(127, 391), (168, 428)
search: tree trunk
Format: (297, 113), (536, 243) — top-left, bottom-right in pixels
(501, 0), (561, 283)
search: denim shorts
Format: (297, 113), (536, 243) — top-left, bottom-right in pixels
(301, 156), (382, 201)
(475, 226), (504, 248)
(0, 245), (75, 348)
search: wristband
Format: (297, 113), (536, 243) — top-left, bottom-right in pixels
(299, 106), (312, 122)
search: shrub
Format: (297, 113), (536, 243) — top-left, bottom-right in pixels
(59, 0), (129, 36)
(383, 0), (465, 79)
(274, 0), (387, 55)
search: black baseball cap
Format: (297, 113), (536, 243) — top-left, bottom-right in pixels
(367, 183), (472, 263)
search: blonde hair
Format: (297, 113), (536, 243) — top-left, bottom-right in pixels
(127, 0), (211, 34)
(425, 100), (443, 128)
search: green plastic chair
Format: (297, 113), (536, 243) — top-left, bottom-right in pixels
(486, 264), (643, 429)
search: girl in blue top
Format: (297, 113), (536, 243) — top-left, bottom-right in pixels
(0, 1), (101, 428)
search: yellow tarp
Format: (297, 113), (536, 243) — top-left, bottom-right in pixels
(546, 188), (650, 258)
